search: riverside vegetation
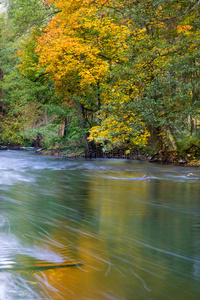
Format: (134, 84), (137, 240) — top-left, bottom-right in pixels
(0, 0), (200, 165)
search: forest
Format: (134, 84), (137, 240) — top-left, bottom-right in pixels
(0, 0), (200, 164)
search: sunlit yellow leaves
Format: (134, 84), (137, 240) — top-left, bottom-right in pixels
(89, 82), (150, 151)
(36, 0), (129, 98)
(177, 25), (193, 34)
(89, 113), (149, 151)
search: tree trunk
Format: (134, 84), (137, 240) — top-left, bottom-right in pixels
(0, 68), (6, 116)
(154, 126), (166, 151)
(77, 102), (90, 151)
(61, 118), (68, 136)
(166, 126), (179, 151)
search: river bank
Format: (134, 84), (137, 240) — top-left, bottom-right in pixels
(35, 148), (200, 167)
(1, 144), (199, 166)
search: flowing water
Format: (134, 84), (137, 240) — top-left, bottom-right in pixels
(0, 150), (200, 300)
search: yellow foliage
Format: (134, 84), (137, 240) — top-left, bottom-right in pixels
(89, 84), (150, 150)
(36, 0), (129, 97)
(177, 25), (193, 34)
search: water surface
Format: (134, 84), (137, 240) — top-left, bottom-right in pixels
(0, 150), (200, 299)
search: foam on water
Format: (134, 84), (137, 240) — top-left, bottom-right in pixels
(0, 231), (64, 268)
(0, 272), (42, 300)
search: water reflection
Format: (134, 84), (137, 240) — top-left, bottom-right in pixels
(0, 150), (200, 299)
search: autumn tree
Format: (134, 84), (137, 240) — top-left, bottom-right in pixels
(35, 0), (133, 150)
(91, 0), (200, 156)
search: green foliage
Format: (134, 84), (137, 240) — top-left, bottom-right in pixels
(5, 0), (55, 36)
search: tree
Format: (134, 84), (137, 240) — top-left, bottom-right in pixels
(35, 0), (129, 150)
(0, 0), (199, 159)
(0, 0), (62, 147)
(91, 0), (200, 154)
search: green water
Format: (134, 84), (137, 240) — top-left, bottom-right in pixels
(0, 150), (200, 299)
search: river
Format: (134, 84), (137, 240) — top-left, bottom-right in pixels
(0, 149), (200, 299)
